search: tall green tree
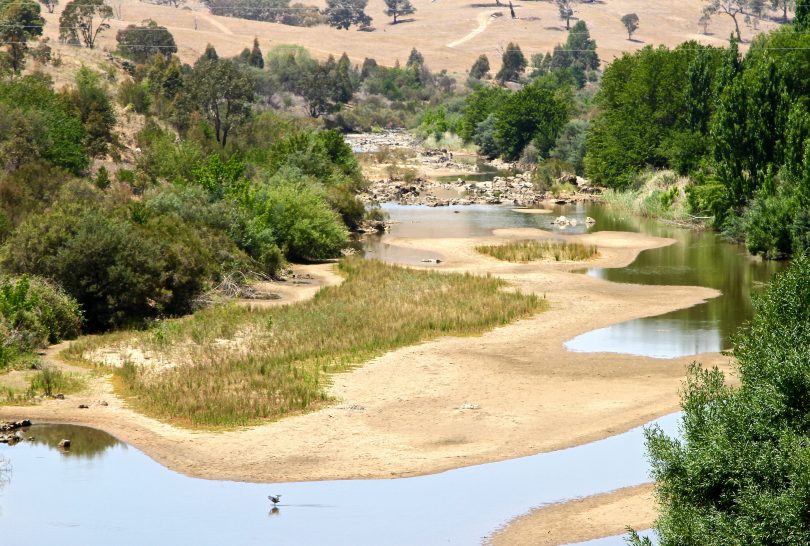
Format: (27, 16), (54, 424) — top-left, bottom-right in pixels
(324, 0), (372, 29)
(59, 0), (113, 49)
(494, 77), (572, 160)
(384, 0), (415, 24)
(248, 37), (264, 68)
(638, 256), (810, 545)
(0, 0), (44, 74)
(116, 20), (177, 63)
(496, 42), (527, 84)
(186, 57), (256, 147)
(469, 54), (490, 80)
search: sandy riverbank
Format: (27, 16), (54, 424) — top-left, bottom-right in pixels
(489, 484), (656, 545)
(0, 229), (723, 543)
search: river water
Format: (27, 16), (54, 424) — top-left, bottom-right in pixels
(0, 203), (784, 545)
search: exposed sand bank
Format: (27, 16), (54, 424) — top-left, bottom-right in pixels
(489, 484), (656, 545)
(0, 228), (723, 492)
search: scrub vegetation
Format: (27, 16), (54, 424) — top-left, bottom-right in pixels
(70, 258), (543, 427)
(476, 240), (598, 263)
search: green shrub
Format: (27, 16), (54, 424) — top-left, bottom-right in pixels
(642, 256), (810, 544)
(249, 177), (348, 261)
(117, 79), (151, 114)
(0, 275), (82, 369)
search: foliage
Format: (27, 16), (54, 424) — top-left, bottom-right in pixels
(324, 0), (371, 29)
(62, 67), (117, 157)
(642, 256), (810, 545)
(384, 0), (415, 24)
(116, 20), (176, 63)
(532, 20), (599, 88)
(0, 0), (44, 74)
(247, 176), (348, 261)
(585, 43), (724, 188)
(0, 74), (88, 173)
(206, 0), (324, 27)
(469, 54), (490, 80)
(620, 13), (640, 39)
(184, 56), (255, 147)
(0, 183), (242, 331)
(496, 42), (527, 84)
(58, 0), (112, 48)
(494, 77), (572, 160)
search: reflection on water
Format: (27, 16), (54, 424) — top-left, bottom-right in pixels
(25, 424), (121, 459)
(0, 415), (680, 545)
(368, 203), (786, 359)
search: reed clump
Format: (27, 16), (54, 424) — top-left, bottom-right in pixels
(78, 257), (544, 428)
(476, 240), (598, 263)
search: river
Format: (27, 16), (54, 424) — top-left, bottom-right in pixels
(0, 203), (783, 545)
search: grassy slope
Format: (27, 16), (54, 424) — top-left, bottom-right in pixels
(69, 258), (544, 428)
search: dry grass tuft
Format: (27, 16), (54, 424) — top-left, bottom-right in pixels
(476, 240), (598, 263)
(73, 258), (544, 428)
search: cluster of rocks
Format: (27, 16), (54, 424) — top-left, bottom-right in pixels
(361, 171), (600, 208)
(345, 130), (423, 153)
(552, 215), (597, 228)
(0, 420), (32, 445)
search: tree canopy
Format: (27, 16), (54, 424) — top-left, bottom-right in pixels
(59, 0), (113, 49)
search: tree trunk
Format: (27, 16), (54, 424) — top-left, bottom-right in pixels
(731, 13), (741, 40)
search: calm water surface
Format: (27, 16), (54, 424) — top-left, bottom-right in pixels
(1, 203), (782, 544)
(0, 416), (678, 545)
(368, 203), (785, 359)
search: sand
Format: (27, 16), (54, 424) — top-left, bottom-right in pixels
(1, 229), (725, 487)
(489, 484), (656, 545)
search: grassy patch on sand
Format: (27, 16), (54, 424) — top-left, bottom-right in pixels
(70, 257), (543, 428)
(476, 240), (598, 263)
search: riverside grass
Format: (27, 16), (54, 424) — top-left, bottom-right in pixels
(71, 257), (543, 428)
(477, 240), (598, 263)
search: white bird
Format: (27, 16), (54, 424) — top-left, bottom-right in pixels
(268, 494), (282, 505)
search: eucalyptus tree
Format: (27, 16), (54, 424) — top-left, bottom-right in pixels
(59, 0), (113, 48)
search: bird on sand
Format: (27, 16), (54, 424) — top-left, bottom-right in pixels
(268, 494), (282, 505)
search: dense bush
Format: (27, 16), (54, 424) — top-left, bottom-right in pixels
(0, 183), (246, 330)
(0, 74), (88, 173)
(248, 173), (349, 261)
(0, 275), (82, 368)
(641, 256), (810, 545)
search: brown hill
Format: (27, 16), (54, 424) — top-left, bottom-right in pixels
(37, 1), (781, 74)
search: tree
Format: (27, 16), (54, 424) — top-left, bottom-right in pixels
(797, 0), (810, 27)
(639, 256), (810, 545)
(621, 13), (640, 40)
(406, 47), (424, 68)
(556, 0), (575, 30)
(248, 37), (264, 68)
(38, 0), (57, 14)
(151, 0), (186, 6)
(496, 42), (527, 84)
(324, 0), (372, 29)
(202, 43), (219, 61)
(186, 58), (255, 147)
(0, 0), (44, 74)
(699, 12), (711, 33)
(703, 0), (749, 40)
(384, 0), (415, 24)
(770, 0), (793, 21)
(116, 20), (176, 63)
(469, 54), (490, 80)
(494, 77), (572, 160)
(63, 66), (116, 157)
(59, 0), (113, 49)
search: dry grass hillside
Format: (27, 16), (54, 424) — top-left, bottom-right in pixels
(37, 0), (781, 75)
